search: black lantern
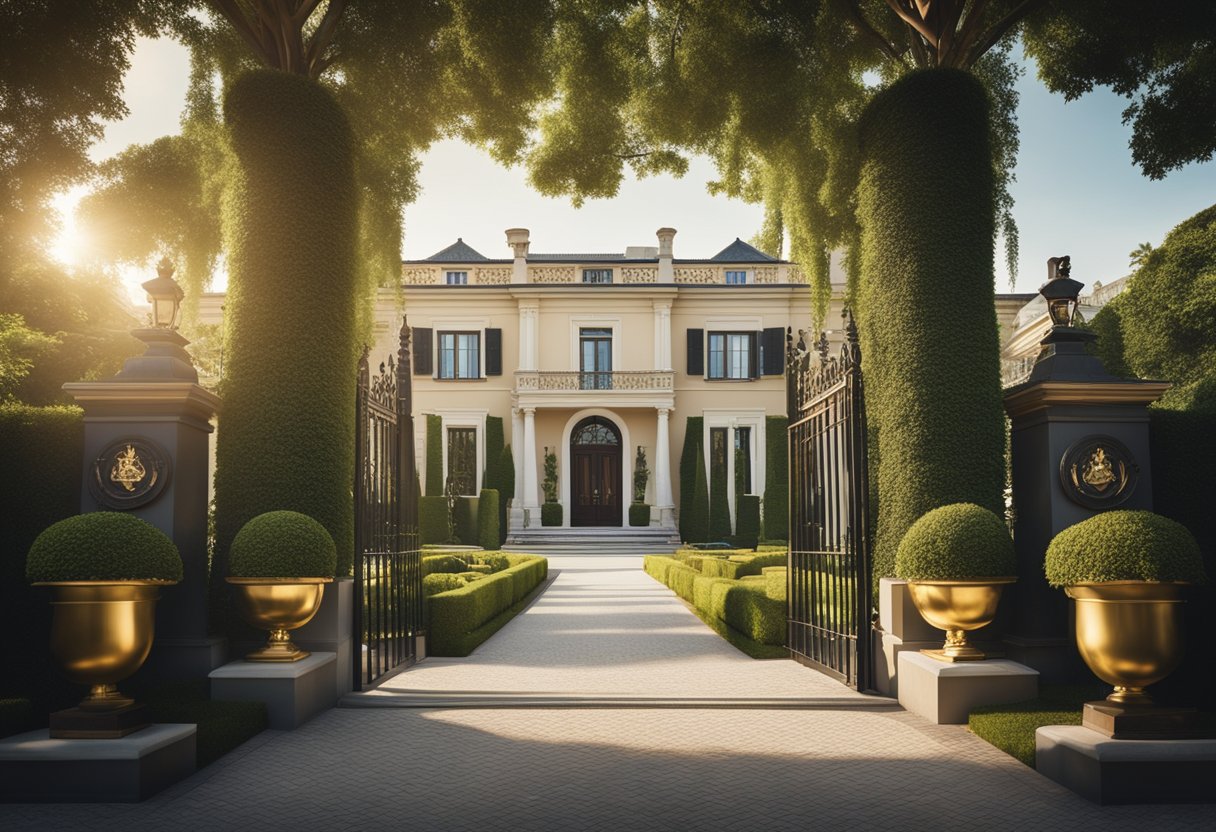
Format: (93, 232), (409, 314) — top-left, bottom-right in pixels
(1040, 256), (1083, 328)
(142, 258), (185, 331)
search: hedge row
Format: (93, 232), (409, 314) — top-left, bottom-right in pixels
(478, 490), (499, 550)
(678, 416), (703, 541)
(709, 436), (731, 540)
(419, 496), (449, 544)
(425, 414), (443, 495)
(700, 551), (786, 580)
(427, 554), (548, 656)
(762, 415), (788, 541)
(734, 494), (761, 550)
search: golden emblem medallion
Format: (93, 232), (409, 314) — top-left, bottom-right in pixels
(1079, 447), (1115, 492)
(90, 437), (169, 509)
(1060, 436), (1137, 510)
(110, 445), (147, 492)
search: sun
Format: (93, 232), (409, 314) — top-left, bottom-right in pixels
(48, 186), (92, 267)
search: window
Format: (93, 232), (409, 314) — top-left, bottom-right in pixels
(707, 332), (756, 379)
(579, 327), (613, 390)
(734, 426), (752, 494)
(445, 271), (468, 285)
(447, 427), (477, 495)
(437, 331), (480, 379)
(725, 270), (747, 285)
(582, 268), (613, 284)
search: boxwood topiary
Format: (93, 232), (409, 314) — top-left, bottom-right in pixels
(26, 512), (182, 583)
(228, 511), (336, 578)
(895, 503), (1015, 581)
(1044, 510), (1206, 588)
(423, 573), (467, 597)
(629, 503), (650, 527)
(541, 502), (562, 527)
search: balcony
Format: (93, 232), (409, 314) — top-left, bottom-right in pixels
(513, 370), (675, 408)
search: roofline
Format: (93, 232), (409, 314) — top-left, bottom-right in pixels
(402, 258), (790, 266)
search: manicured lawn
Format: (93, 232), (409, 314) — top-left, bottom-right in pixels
(967, 685), (1097, 767)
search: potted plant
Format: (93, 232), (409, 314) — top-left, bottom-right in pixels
(1045, 510), (1206, 709)
(226, 510), (336, 662)
(541, 447), (562, 526)
(895, 503), (1016, 661)
(631, 446), (651, 526)
(26, 512), (182, 713)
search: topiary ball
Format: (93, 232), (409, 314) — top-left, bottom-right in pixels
(1045, 510), (1206, 588)
(895, 503), (1015, 581)
(26, 512), (182, 583)
(229, 511), (336, 578)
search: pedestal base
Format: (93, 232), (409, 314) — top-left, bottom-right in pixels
(1082, 700), (1201, 740)
(0, 724), (196, 802)
(50, 702), (149, 739)
(1036, 724), (1216, 804)
(210, 651), (337, 730)
(897, 651), (1038, 724)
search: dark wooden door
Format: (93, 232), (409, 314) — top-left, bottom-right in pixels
(570, 416), (622, 527)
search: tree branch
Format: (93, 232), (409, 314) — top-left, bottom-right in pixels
(959, 0), (1047, 68)
(884, 0), (939, 49)
(836, 0), (906, 66)
(304, 0), (347, 79)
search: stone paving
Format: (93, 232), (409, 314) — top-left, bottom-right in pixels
(2, 555), (1212, 830)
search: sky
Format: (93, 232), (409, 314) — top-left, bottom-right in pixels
(51, 36), (1216, 302)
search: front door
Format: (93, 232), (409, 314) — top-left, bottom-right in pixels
(570, 416), (622, 526)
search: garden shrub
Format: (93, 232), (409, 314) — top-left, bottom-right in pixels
(228, 511), (336, 578)
(1045, 510), (1206, 587)
(685, 449), (711, 543)
(895, 503), (1015, 581)
(643, 555), (680, 585)
(764, 569), (787, 602)
(629, 503), (650, 527)
(709, 443), (731, 540)
(483, 418), (508, 546)
(857, 69), (1006, 591)
(214, 69), (360, 607)
(465, 563), (493, 574)
(423, 573), (467, 597)
(762, 415), (788, 540)
(497, 444), (514, 545)
(700, 551), (785, 580)
(419, 496), (450, 545)
(678, 416), (703, 542)
(422, 553), (467, 575)
(144, 681), (268, 768)
(477, 490), (499, 550)
(541, 502), (562, 527)
(457, 571), (485, 581)
(454, 496), (478, 545)
(427, 555), (548, 655)
(734, 495), (761, 550)
(425, 414), (443, 496)
(474, 553), (510, 573)
(26, 512), (183, 583)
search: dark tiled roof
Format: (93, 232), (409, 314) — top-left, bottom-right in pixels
(709, 238), (778, 263)
(423, 238), (489, 262)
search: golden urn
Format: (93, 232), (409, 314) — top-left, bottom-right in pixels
(227, 577), (331, 661)
(906, 579), (1015, 661)
(1065, 581), (1187, 705)
(39, 581), (170, 709)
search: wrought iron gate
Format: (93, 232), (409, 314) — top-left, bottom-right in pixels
(786, 311), (874, 690)
(354, 319), (423, 690)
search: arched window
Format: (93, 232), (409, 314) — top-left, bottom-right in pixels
(572, 416), (619, 446)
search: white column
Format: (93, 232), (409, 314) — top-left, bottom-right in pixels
(653, 300), (672, 371)
(507, 228), (530, 284)
(655, 406), (675, 527)
(657, 227), (676, 282)
(511, 407), (524, 502)
(522, 407), (540, 511)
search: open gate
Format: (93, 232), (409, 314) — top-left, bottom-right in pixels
(354, 319), (424, 690)
(786, 311), (874, 690)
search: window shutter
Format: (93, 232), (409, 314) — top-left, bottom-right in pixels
(485, 328), (502, 376)
(762, 327), (785, 375)
(750, 332), (760, 378)
(413, 327), (433, 376)
(686, 328), (704, 376)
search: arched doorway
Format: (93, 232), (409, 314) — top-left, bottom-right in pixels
(570, 415), (622, 527)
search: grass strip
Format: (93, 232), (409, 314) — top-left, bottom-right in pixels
(144, 680), (268, 768)
(967, 684), (1098, 767)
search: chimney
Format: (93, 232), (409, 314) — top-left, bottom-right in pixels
(657, 227), (676, 282)
(506, 228), (530, 283)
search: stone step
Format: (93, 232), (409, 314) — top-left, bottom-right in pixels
(340, 692), (901, 711)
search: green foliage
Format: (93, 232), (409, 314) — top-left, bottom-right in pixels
(419, 496), (451, 545)
(228, 511), (336, 578)
(633, 445), (649, 502)
(213, 70), (360, 620)
(762, 416), (788, 541)
(498, 444), (515, 545)
(1045, 511), (1206, 587)
(423, 572), (468, 597)
(895, 503), (1016, 581)
(700, 551), (785, 580)
(0, 313), (57, 401)
(678, 417), (703, 542)
(857, 69), (1006, 591)
(1085, 300), (1133, 378)
(734, 495), (761, 550)
(682, 446), (710, 544)
(425, 415), (443, 496)
(454, 495), (478, 546)
(143, 680), (268, 769)
(474, 553), (510, 573)
(709, 441), (731, 541)
(629, 503), (651, 527)
(542, 447), (558, 503)
(764, 569), (787, 602)
(426, 555), (548, 656)
(477, 490), (499, 550)
(422, 553), (468, 576)
(968, 686), (1095, 768)
(26, 512), (182, 583)
(541, 502), (563, 527)
(483, 417), (504, 489)
(483, 418), (508, 545)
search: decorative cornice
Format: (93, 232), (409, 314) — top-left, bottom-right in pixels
(1003, 380), (1171, 418)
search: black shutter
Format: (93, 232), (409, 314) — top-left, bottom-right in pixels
(413, 327), (433, 376)
(762, 327), (785, 375)
(686, 328), (704, 376)
(485, 328), (502, 376)
(750, 332), (760, 378)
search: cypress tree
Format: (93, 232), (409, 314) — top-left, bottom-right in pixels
(762, 415), (788, 541)
(678, 416), (703, 542)
(687, 448), (711, 544)
(425, 414), (443, 496)
(709, 436), (731, 540)
(498, 444), (515, 545)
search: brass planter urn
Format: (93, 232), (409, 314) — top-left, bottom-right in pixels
(907, 578), (1016, 661)
(226, 577), (331, 661)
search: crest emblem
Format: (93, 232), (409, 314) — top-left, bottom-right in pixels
(1060, 436), (1137, 510)
(90, 437), (170, 510)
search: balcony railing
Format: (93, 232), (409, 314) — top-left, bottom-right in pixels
(515, 370), (675, 392)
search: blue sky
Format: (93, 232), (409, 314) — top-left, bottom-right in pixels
(53, 37), (1216, 299)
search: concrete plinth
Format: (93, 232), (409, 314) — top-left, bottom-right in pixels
(897, 651), (1038, 724)
(293, 578), (354, 699)
(0, 724), (196, 802)
(210, 652), (337, 730)
(1036, 725), (1216, 804)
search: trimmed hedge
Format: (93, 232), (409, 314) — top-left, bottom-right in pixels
(895, 503), (1015, 581)
(762, 415), (788, 541)
(484, 418), (508, 546)
(857, 69), (1006, 591)
(734, 494), (761, 550)
(213, 69), (360, 614)
(27, 512), (182, 583)
(423, 573), (467, 597)
(478, 490), (499, 550)
(422, 553), (468, 575)
(425, 414), (443, 496)
(1045, 510), (1206, 587)
(454, 495), (478, 546)
(427, 554), (548, 656)
(678, 416), (703, 541)
(629, 503), (651, 527)
(419, 496), (450, 545)
(685, 447), (711, 543)
(144, 681), (268, 768)
(700, 551), (786, 580)
(228, 511), (336, 578)
(541, 502), (562, 527)
(498, 444), (515, 545)
(764, 568), (787, 602)
(709, 438), (731, 540)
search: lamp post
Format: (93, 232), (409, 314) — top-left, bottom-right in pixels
(1025, 255), (1110, 385)
(115, 259), (198, 382)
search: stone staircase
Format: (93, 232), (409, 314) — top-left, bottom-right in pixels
(503, 525), (680, 555)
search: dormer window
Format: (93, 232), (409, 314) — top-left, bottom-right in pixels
(725, 270), (747, 285)
(582, 269), (613, 284)
(446, 271), (468, 285)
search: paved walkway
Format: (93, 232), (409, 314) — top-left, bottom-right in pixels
(3, 556), (1212, 830)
